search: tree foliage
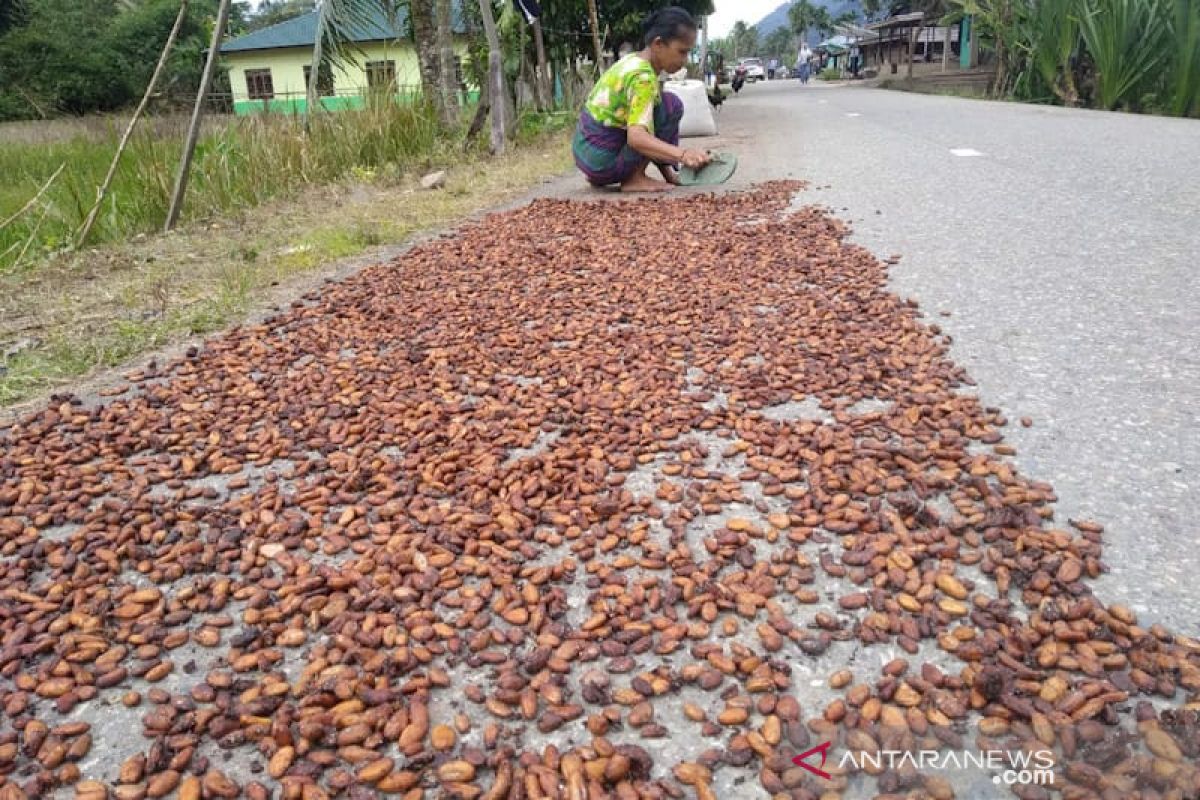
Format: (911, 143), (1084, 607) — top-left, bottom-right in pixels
(789, 0), (836, 43)
(725, 20), (759, 57)
(761, 25), (794, 60)
(248, 0), (316, 31)
(0, 0), (248, 120)
(0, 0), (736, 122)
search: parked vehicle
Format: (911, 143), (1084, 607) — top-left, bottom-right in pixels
(738, 57), (766, 82)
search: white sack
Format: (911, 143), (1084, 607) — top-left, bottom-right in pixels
(663, 79), (717, 138)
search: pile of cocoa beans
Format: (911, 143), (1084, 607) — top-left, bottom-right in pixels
(1, 182), (1197, 800)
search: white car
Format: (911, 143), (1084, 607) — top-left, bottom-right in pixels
(739, 58), (766, 81)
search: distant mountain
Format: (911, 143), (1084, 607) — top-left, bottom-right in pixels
(753, 0), (863, 44)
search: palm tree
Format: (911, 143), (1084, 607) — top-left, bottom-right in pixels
(788, 1), (814, 43)
(435, 0), (458, 122)
(306, 0), (396, 118)
(789, 1), (829, 45)
(731, 20), (748, 58)
(407, 0), (442, 109)
(305, 0), (459, 124)
(810, 6), (833, 71)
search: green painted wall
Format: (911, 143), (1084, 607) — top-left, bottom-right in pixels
(226, 41), (473, 115)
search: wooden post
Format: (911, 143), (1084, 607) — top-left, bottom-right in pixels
(586, 0), (603, 74)
(942, 23), (950, 72)
(165, 0), (232, 232)
(79, 0), (189, 247)
(906, 24), (917, 80)
(698, 16), (709, 84)
(968, 16), (978, 68)
(477, 0), (506, 154)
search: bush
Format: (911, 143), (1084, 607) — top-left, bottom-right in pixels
(819, 67), (842, 81)
(955, 0), (1199, 116)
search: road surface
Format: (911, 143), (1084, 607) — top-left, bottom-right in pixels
(554, 80), (1200, 633)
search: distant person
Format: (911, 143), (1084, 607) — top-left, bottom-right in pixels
(572, 7), (712, 192)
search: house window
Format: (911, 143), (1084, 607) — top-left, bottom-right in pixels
(245, 69), (274, 100)
(365, 60), (396, 89)
(303, 64), (336, 97)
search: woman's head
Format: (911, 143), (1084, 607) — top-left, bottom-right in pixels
(641, 7), (697, 74)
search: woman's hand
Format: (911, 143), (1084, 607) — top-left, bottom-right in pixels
(680, 149), (711, 170)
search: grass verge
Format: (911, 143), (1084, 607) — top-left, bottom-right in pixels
(0, 127), (574, 409)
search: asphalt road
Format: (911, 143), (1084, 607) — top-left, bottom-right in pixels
(677, 80), (1200, 633)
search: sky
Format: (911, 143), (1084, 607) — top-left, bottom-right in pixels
(707, 0), (785, 38)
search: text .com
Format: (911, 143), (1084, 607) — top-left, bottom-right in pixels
(795, 745), (1056, 787)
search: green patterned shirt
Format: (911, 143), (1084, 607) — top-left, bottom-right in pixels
(584, 54), (660, 133)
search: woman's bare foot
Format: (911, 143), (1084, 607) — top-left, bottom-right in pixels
(620, 171), (672, 193)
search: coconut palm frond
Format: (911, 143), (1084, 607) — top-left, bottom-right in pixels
(306, 0), (389, 119)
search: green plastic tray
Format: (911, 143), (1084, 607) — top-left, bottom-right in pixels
(678, 152), (738, 186)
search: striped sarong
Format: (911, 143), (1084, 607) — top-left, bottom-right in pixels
(572, 91), (684, 186)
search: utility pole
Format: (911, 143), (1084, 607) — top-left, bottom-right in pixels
(906, 22), (917, 81)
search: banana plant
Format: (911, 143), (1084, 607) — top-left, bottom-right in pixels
(1025, 0), (1081, 104)
(949, 0), (1030, 95)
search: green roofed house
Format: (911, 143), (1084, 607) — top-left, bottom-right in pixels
(219, 6), (471, 115)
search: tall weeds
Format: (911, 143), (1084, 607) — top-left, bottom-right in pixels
(0, 99), (486, 273)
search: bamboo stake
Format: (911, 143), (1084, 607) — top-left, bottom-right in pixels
(586, 0), (603, 73)
(165, 0), (232, 232)
(0, 163), (65, 234)
(79, 0), (190, 248)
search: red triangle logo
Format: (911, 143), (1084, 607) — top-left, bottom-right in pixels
(792, 741), (833, 780)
